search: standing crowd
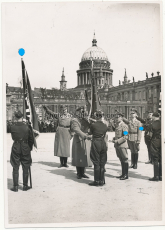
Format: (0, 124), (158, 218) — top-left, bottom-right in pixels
(9, 105), (162, 192)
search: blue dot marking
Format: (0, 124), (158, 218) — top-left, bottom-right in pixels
(139, 127), (144, 131)
(18, 48), (25, 56)
(123, 131), (128, 135)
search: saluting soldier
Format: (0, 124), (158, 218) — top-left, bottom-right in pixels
(123, 109), (142, 169)
(88, 110), (108, 186)
(136, 111), (153, 164)
(10, 111), (34, 192)
(71, 106), (92, 179)
(43, 105), (72, 167)
(149, 112), (162, 181)
(109, 112), (129, 180)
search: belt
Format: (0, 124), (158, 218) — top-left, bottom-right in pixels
(152, 137), (161, 140)
(93, 136), (104, 140)
(129, 132), (137, 134)
(58, 125), (70, 128)
(14, 140), (28, 143)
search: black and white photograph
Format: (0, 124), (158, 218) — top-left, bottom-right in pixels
(1, 0), (164, 228)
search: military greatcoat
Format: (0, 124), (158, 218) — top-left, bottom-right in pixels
(71, 117), (92, 167)
(54, 114), (72, 157)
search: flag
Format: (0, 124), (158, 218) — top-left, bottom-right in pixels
(89, 58), (101, 117)
(158, 91), (161, 114)
(21, 59), (39, 149)
(84, 89), (91, 114)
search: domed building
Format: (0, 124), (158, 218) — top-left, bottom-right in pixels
(74, 33), (113, 90)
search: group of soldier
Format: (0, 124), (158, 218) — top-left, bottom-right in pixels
(9, 104), (162, 192)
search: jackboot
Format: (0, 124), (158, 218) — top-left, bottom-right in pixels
(129, 153), (134, 168)
(99, 167), (105, 186)
(89, 168), (100, 186)
(63, 157), (69, 168)
(11, 173), (19, 192)
(76, 167), (82, 179)
(120, 162), (129, 180)
(149, 164), (159, 181)
(116, 162), (124, 178)
(23, 172), (31, 191)
(133, 153), (138, 169)
(81, 167), (89, 178)
(58, 157), (64, 168)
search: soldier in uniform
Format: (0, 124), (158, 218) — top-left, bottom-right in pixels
(43, 105), (72, 167)
(71, 106), (92, 179)
(136, 111), (153, 164)
(109, 112), (129, 180)
(149, 112), (161, 181)
(88, 110), (108, 186)
(123, 110), (142, 169)
(10, 111), (34, 192)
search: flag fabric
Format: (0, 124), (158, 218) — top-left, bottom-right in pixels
(89, 58), (101, 117)
(158, 91), (161, 113)
(84, 89), (91, 114)
(21, 59), (39, 149)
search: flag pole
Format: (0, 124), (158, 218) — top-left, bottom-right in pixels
(21, 58), (26, 119)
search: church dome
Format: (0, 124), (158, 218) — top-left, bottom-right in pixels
(81, 33), (109, 61)
(81, 46), (108, 61)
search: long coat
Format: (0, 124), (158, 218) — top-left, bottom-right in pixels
(71, 118), (92, 167)
(54, 114), (72, 157)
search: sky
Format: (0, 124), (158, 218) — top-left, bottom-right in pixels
(2, 2), (162, 89)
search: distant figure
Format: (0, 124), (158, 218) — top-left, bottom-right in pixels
(133, 77), (135, 82)
(151, 73), (154, 77)
(119, 80), (121, 85)
(146, 72), (148, 79)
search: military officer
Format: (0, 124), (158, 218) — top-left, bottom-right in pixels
(149, 112), (161, 181)
(136, 111), (153, 164)
(71, 106), (92, 179)
(109, 112), (129, 180)
(123, 110), (142, 169)
(10, 111), (34, 192)
(88, 110), (108, 186)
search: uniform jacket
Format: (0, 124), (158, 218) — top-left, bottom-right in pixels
(11, 122), (34, 150)
(123, 118), (142, 142)
(149, 120), (161, 156)
(71, 117), (92, 167)
(136, 117), (152, 143)
(113, 121), (128, 148)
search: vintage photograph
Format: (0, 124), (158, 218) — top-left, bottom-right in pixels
(2, 1), (164, 227)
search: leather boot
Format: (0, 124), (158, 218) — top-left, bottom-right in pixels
(159, 162), (162, 181)
(23, 172), (31, 191)
(130, 153), (134, 168)
(11, 173), (19, 192)
(63, 157), (69, 167)
(58, 157), (64, 168)
(99, 167), (105, 186)
(133, 153), (138, 169)
(89, 168), (100, 186)
(81, 167), (89, 178)
(149, 164), (159, 181)
(120, 163), (129, 180)
(76, 167), (82, 179)
(116, 162), (124, 178)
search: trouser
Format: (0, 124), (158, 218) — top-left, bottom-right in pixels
(76, 167), (85, 176)
(128, 140), (139, 167)
(60, 157), (67, 165)
(90, 138), (107, 182)
(12, 166), (29, 186)
(115, 148), (129, 176)
(145, 139), (152, 162)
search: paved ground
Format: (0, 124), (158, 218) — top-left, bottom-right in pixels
(6, 132), (163, 226)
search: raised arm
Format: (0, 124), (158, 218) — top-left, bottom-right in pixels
(136, 116), (146, 124)
(43, 105), (58, 118)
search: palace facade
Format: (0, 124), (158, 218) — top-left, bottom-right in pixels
(6, 34), (161, 121)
